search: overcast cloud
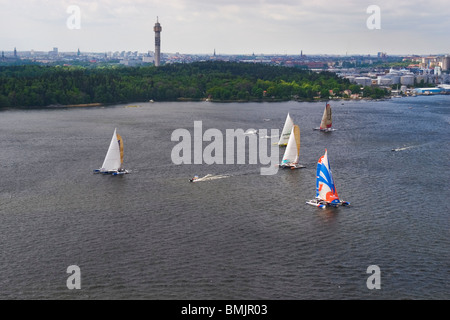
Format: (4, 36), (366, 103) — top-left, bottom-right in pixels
(0, 0), (449, 55)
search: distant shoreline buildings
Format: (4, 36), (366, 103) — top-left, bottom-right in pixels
(2, 40), (450, 96)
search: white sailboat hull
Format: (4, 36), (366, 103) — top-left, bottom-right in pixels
(278, 163), (306, 170)
(93, 169), (129, 175)
(306, 198), (350, 208)
(313, 128), (336, 132)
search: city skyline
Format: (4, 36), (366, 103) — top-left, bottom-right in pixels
(0, 0), (449, 56)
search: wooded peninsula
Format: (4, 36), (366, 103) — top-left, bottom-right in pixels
(0, 61), (389, 108)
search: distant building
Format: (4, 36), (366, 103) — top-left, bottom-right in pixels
(153, 17), (162, 67)
(377, 76), (393, 85)
(437, 84), (450, 92)
(442, 55), (450, 71)
(435, 66), (442, 76)
(142, 56), (154, 63)
(415, 87), (441, 95)
(354, 77), (372, 87)
(415, 75), (428, 84)
(400, 75), (414, 86)
(49, 47), (58, 57)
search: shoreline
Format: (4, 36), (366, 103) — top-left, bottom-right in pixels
(0, 94), (447, 111)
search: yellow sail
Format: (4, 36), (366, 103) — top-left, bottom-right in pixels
(117, 133), (124, 166)
(294, 125), (300, 160)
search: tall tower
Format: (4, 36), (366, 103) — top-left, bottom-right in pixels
(153, 17), (162, 67)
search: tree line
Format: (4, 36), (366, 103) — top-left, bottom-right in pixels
(0, 62), (389, 108)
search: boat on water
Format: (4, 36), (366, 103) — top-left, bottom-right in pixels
(306, 149), (349, 208)
(278, 124), (305, 170)
(93, 128), (129, 175)
(277, 113), (294, 146)
(189, 175), (199, 182)
(313, 103), (335, 132)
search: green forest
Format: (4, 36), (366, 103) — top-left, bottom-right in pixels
(0, 62), (389, 108)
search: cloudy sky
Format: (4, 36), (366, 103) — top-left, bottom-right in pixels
(1, 0), (449, 55)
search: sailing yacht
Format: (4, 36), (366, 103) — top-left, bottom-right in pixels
(277, 113), (294, 145)
(279, 124), (305, 169)
(314, 103), (335, 132)
(94, 128), (129, 175)
(306, 149), (349, 208)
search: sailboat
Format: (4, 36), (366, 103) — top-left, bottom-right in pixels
(306, 149), (349, 208)
(277, 113), (294, 145)
(278, 124), (305, 169)
(313, 103), (335, 132)
(93, 128), (129, 175)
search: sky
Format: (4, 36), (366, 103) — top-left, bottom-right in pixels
(0, 0), (449, 55)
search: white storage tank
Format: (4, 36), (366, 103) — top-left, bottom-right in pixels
(355, 77), (372, 87)
(400, 75), (414, 86)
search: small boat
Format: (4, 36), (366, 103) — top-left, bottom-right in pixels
(278, 124), (305, 170)
(314, 103), (335, 132)
(94, 128), (129, 175)
(306, 149), (349, 208)
(189, 175), (199, 182)
(277, 113), (294, 146)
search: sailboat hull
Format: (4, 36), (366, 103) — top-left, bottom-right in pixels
(313, 128), (336, 132)
(306, 199), (350, 208)
(93, 169), (129, 175)
(279, 164), (306, 170)
(306, 199), (327, 208)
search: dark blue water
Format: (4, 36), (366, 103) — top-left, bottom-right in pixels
(0, 96), (448, 299)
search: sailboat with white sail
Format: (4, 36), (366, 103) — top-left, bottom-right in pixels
(277, 113), (294, 146)
(94, 128), (129, 175)
(306, 149), (349, 208)
(278, 124), (305, 170)
(314, 103), (335, 132)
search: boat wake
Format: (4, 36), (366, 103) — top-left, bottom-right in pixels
(391, 145), (416, 152)
(244, 129), (258, 135)
(260, 134), (279, 139)
(190, 174), (230, 182)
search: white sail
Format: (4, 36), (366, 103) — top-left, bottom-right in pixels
(281, 125), (300, 165)
(101, 129), (122, 172)
(278, 113), (294, 145)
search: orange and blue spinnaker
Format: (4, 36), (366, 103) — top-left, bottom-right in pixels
(316, 149), (341, 205)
